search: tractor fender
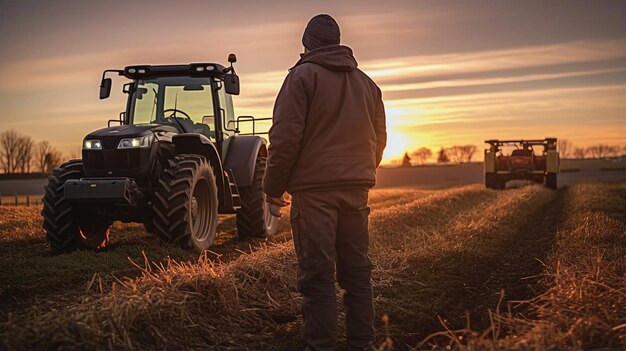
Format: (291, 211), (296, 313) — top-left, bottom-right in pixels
(223, 135), (267, 188)
(171, 134), (226, 200)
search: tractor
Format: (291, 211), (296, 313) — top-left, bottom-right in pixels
(41, 54), (278, 253)
(484, 138), (559, 190)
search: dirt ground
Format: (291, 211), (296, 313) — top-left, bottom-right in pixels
(1, 183), (624, 350)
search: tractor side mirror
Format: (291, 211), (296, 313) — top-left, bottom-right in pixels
(224, 73), (240, 95)
(100, 78), (112, 99)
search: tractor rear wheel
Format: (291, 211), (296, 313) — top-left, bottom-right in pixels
(42, 160), (111, 253)
(237, 154), (278, 238)
(485, 172), (500, 190)
(545, 172), (557, 190)
(152, 154), (218, 252)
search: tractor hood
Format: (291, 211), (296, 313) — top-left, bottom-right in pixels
(84, 124), (178, 150)
(86, 124), (176, 139)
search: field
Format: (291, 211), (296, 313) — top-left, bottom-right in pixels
(1, 183), (624, 350)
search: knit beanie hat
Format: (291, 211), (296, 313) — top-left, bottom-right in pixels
(302, 14), (340, 51)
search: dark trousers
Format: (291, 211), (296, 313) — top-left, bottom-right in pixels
(290, 188), (375, 351)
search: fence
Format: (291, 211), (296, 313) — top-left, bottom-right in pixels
(0, 193), (42, 207)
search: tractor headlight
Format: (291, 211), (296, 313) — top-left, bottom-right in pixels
(117, 135), (154, 149)
(83, 139), (102, 150)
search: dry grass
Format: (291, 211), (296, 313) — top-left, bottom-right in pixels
(1, 183), (624, 350)
(418, 183), (626, 350)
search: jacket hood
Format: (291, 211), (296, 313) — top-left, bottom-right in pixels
(292, 45), (357, 72)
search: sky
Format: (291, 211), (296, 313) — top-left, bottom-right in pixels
(0, 0), (625, 163)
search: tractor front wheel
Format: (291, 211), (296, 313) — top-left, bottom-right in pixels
(152, 154), (218, 252)
(42, 160), (110, 253)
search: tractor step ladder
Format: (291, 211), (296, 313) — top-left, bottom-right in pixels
(226, 169), (242, 210)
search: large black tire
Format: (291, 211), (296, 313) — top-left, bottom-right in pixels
(485, 172), (507, 190)
(498, 179), (507, 190)
(152, 154), (218, 252)
(545, 172), (557, 190)
(237, 155), (278, 238)
(42, 160), (111, 253)
(485, 172), (497, 189)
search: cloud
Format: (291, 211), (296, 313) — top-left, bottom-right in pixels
(362, 39), (626, 80)
(1, 36), (625, 159)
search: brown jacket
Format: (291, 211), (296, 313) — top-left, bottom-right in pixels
(263, 45), (386, 197)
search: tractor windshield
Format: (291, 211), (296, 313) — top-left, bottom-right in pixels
(129, 76), (216, 135)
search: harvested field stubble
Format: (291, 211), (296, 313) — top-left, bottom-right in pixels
(420, 183), (626, 350)
(1, 183), (624, 350)
(375, 184), (560, 343)
(3, 185), (490, 349)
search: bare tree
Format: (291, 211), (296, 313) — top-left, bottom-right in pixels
(461, 145), (478, 162)
(35, 141), (53, 172)
(15, 135), (34, 173)
(557, 139), (573, 159)
(446, 146), (464, 163)
(586, 144), (620, 159)
(573, 147), (587, 159)
(411, 147), (432, 165)
(0, 130), (21, 173)
(44, 149), (63, 172)
(445, 145), (477, 163)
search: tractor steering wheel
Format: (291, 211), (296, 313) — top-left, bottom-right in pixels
(162, 108), (192, 120)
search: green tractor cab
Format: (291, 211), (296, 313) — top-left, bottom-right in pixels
(42, 55), (278, 253)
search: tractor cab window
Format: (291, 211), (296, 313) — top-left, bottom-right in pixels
(129, 76), (216, 139)
(216, 80), (236, 134)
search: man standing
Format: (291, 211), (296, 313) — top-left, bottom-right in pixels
(263, 14), (387, 350)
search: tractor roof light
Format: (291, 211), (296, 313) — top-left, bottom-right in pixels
(125, 66), (150, 77)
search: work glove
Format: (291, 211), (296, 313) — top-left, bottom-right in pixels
(265, 194), (290, 218)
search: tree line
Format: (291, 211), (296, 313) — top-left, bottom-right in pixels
(0, 130), (65, 174)
(401, 145), (478, 166)
(557, 139), (625, 159)
(398, 139), (626, 167)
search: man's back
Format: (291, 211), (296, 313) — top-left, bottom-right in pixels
(262, 13), (386, 350)
(264, 45), (386, 197)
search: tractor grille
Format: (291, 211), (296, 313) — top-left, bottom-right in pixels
(82, 148), (141, 171)
(100, 136), (121, 149)
(115, 149), (141, 169)
(83, 150), (105, 170)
